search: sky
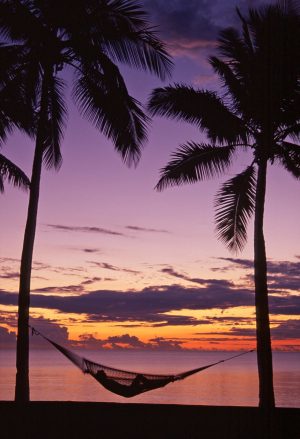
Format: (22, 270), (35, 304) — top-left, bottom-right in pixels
(0, 0), (299, 352)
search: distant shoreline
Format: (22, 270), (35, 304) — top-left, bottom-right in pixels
(1, 401), (300, 439)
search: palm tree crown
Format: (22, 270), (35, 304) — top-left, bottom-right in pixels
(148, 1), (300, 410)
(0, 0), (172, 167)
(149, 1), (300, 252)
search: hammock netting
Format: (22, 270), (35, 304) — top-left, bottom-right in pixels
(30, 326), (254, 398)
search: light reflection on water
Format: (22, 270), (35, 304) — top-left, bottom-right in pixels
(1, 350), (299, 407)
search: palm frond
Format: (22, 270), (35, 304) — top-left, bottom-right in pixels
(276, 141), (300, 179)
(208, 56), (249, 122)
(42, 76), (66, 170)
(0, 42), (41, 106)
(0, 79), (36, 142)
(215, 27), (257, 123)
(101, 30), (173, 80)
(0, 153), (30, 193)
(0, 43), (25, 81)
(148, 85), (248, 144)
(73, 55), (148, 166)
(214, 4), (300, 131)
(156, 143), (235, 191)
(217, 27), (251, 65)
(58, 0), (173, 80)
(215, 165), (256, 252)
(236, 7), (255, 54)
(0, 44), (37, 141)
(277, 123), (300, 143)
(0, 0), (45, 42)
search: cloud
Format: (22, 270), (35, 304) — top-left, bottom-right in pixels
(31, 276), (103, 295)
(86, 311), (211, 328)
(268, 260), (300, 276)
(219, 257), (300, 292)
(269, 295), (300, 316)
(218, 258), (253, 269)
(144, 0), (222, 41)
(0, 326), (16, 349)
(1, 254), (299, 328)
(192, 336), (255, 342)
(268, 275), (300, 291)
(81, 277), (102, 286)
(29, 317), (69, 348)
(21, 318), (189, 350)
(200, 319), (300, 341)
(192, 73), (218, 87)
(2, 274), (299, 327)
(0, 258), (86, 279)
(126, 225), (170, 234)
(0, 271), (19, 279)
(32, 284), (84, 295)
(207, 316), (254, 325)
(166, 38), (217, 61)
(75, 333), (184, 350)
(142, 0), (223, 60)
(89, 261), (140, 275)
(148, 337), (183, 350)
(143, 0), (271, 59)
(0, 309), (17, 327)
(2, 309), (299, 351)
(47, 224), (126, 237)
(0, 257), (19, 264)
(106, 334), (145, 348)
(76, 333), (137, 349)
(219, 257), (300, 275)
(228, 327), (256, 337)
(0, 320), (237, 351)
(0, 260), (54, 279)
(0, 317), (69, 349)
(0, 284), (254, 326)
(32, 261), (54, 270)
(161, 267), (234, 288)
(269, 320), (300, 340)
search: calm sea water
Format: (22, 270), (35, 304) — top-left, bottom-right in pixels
(1, 350), (299, 407)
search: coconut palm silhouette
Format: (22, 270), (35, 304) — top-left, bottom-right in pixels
(0, 0), (172, 402)
(149, 1), (300, 409)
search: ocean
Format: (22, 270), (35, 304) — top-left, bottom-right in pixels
(1, 350), (299, 407)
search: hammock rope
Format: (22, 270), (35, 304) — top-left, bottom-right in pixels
(29, 325), (254, 398)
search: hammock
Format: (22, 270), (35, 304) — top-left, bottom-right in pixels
(30, 326), (254, 398)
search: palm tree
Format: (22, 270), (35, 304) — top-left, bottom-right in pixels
(0, 0), (172, 402)
(148, 1), (300, 409)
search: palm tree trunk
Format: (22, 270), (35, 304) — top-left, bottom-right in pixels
(15, 143), (43, 402)
(254, 158), (275, 409)
(15, 71), (50, 402)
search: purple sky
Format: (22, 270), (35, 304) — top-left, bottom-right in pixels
(1, 0), (300, 351)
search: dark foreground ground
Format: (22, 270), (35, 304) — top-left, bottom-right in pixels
(1, 402), (299, 439)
